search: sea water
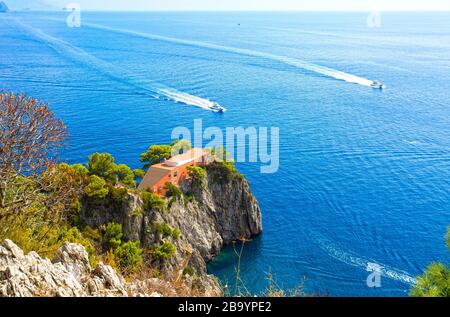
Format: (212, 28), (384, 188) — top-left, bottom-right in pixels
(1, 11), (449, 296)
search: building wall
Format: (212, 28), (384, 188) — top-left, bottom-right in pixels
(149, 156), (208, 196)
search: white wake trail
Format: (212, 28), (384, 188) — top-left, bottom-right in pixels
(11, 19), (223, 112)
(312, 232), (416, 286)
(157, 88), (226, 112)
(81, 21), (375, 87)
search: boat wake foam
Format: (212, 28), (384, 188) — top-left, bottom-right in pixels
(312, 232), (417, 286)
(11, 19), (223, 112)
(80, 21), (374, 87)
(157, 88), (225, 112)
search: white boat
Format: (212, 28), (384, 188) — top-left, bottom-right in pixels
(210, 102), (226, 113)
(371, 80), (386, 89)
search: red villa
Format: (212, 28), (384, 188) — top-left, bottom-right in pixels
(138, 148), (212, 196)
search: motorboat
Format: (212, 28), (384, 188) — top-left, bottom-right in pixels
(371, 80), (385, 89)
(210, 102), (226, 113)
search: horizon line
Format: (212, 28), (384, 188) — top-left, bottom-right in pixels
(12, 9), (450, 13)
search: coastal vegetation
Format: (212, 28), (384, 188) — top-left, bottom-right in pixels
(187, 165), (206, 187)
(410, 227), (450, 297)
(0, 91), (255, 295)
(0, 92), (183, 276)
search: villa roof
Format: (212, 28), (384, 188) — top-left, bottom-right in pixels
(138, 166), (169, 190)
(164, 148), (209, 167)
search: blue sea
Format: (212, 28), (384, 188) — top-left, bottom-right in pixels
(1, 11), (449, 296)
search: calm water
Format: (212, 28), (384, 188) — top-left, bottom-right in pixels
(1, 12), (449, 296)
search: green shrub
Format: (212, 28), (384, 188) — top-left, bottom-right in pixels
(152, 269), (163, 279)
(114, 240), (143, 272)
(207, 161), (244, 182)
(109, 186), (128, 205)
(87, 153), (117, 183)
(133, 169), (146, 179)
(81, 226), (102, 243)
(165, 182), (183, 199)
(140, 145), (173, 169)
(103, 222), (123, 250)
(187, 166), (206, 186)
(154, 223), (181, 240)
(153, 242), (176, 261)
(171, 140), (192, 155)
(410, 227), (450, 297)
(68, 199), (82, 225)
(85, 175), (109, 199)
(161, 223), (174, 237)
(142, 191), (166, 212)
(410, 263), (450, 297)
(171, 228), (181, 240)
(183, 266), (195, 276)
(71, 163), (89, 176)
(114, 164), (136, 187)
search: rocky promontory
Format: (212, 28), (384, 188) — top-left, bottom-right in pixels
(1, 162), (262, 297)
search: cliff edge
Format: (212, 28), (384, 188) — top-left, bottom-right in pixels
(80, 162), (263, 295)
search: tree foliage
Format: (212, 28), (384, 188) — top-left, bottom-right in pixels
(133, 168), (146, 179)
(410, 263), (450, 297)
(154, 222), (181, 240)
(114, 240), (143, 272)
(0, 92), (68, 222)
(103, 222), (123, 250)
(85, 175), (109, 199)
(171, 140), (192, 156)
(140, 145), (172, 169)
(165, 182), (183, 199)
(187, 166), (206, 186)
(102, 222), (142, 273)
(115, 164), (136, 187)
(87, 153), (117, 183)
(142, 191), (166, 212)
(410, 227), (450, 297)
(153, 242), (176, 261)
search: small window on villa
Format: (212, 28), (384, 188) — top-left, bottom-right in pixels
(173, 171), (178, 177)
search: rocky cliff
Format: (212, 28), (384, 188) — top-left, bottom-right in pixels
(0, 239), (173, 297)
(80, 163), (262, 296)
(0, 163), (262, 297)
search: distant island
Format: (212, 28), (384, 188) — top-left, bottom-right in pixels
(1, 0), (53, 11)
(0, 1), (10, 13)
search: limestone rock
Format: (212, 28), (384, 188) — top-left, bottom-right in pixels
(0, 240), (176, 297)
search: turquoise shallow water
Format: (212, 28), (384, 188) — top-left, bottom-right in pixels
(1, 11), (449, 296)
